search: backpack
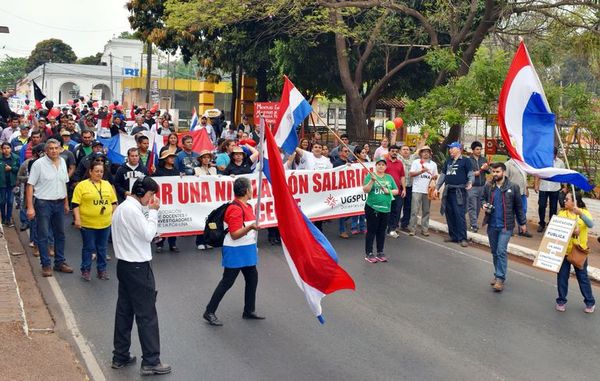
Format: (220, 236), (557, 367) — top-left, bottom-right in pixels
(204, 202), (244, 247)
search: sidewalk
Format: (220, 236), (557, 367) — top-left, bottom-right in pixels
(423, 199), (600, 281)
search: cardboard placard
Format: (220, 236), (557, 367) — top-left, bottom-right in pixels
(533, 215), (577, 273)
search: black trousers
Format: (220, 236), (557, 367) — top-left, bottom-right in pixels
(113, 260), (160, 366)
(206, 266), (258, 314)
(365, 204), (389, 255)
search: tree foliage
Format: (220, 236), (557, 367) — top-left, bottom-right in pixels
(0, 56), (27, 90)
(26, 39), (77, 72)
(76, 52), (104, 66)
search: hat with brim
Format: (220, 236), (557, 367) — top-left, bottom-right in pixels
(20, 125), (30, 131)
(159, 151), (177, 160)
(92, 140), (104, 147)
(60, 129), (70, 136)
(417, 145), (432, 156)
(230, 146), (246, 157)
(198, 150), (214, 160)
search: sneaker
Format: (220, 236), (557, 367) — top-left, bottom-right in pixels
(206, 245), (213, 249)
(422, 231), (430, 237)
(97, 271), (110, 280)
(387, 231), (399, 238)
(584, 305), (595, 314)
(351, 229), (359, 235)
(28, 241), (34, 248)
(339, 232), (349, 239)
(8, 220), (14, 228)
(460, 240), (469, 247)
(81, 271), (91, 282)
(408, 230), (415, 236)
(111, 355), (136, 369)
(493, 280), (504, 292)
(537, 223), (545, 233)
(556, 303), (566, 312)
(364, 253), (377, 263)
(376, 253), (388, 262)
(197, 244), (206, 250)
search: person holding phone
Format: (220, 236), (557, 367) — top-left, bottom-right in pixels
(110, 177), (171, 376)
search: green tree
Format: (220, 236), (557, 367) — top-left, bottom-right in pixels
(76, 52), (104, 65)
(26, 39), (77, 72)
(0, 56), (27, 90)
(117, 31), (137, 39)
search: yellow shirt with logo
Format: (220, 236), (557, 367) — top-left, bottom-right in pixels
(558, 208), (593, 252)
(72, 179), (117, 229)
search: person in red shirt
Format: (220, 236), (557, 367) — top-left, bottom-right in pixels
(385, 145), (406, 238)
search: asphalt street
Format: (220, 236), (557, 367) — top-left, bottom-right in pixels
(42, 220), (600, 381)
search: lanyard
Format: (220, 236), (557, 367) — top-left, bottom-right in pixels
(90, 180), (103, 200)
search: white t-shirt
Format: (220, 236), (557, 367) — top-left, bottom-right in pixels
(539, 158), (565, 192)
(373, 146), (388, 161)
(298, 150), (333, 170)
(410, 159), (438, 194)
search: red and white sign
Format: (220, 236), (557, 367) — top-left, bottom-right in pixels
(154, 163), (374, 236)
(254, 102), (281, 125)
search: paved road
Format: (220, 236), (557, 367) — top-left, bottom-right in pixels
(42, 221), (600, 380)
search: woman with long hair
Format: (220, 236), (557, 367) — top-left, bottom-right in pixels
(160, 133), (181, 156)
(555, 192), (595, 313)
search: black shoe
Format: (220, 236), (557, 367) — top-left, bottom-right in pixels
(518, 231), (533, 238)
(112, 355), (136, 369)
(156, 246), (162, 253)
(537, 224), (545, 233)
(242, 312), (265, 320)
(203, 311), (223, 326)
(140, 362), (171, 376)
(443, 238), (455, 243)
(169, 246), (180, 253)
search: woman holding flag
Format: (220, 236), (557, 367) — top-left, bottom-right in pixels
(362, 159), (399, 263)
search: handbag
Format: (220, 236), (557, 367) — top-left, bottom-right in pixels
(428, 186), (438, 201)
(566, 243), (589, 270)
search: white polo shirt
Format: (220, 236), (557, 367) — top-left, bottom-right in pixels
(111, 196), (158, 262)
(27, 156), (69, 200)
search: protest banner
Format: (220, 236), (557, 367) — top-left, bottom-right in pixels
(533, 215), (577, 273)
(253, 102), (280, 125)
(154, 163), (373, 236)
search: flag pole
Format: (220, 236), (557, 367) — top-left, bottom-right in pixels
(312, 111), (389, 190)
(555, 124), (577, 196)
(254, 115), (266, 237)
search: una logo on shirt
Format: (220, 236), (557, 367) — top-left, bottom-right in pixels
(93, 199), (110, 206)
(446, 163), (459, 176)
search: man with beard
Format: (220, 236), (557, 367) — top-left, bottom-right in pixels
(385, 145), (406, 237)
(481, 162), (528, 292)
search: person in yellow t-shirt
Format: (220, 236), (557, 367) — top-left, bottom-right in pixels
(555, 192), (595, 313)
(72, 162), (118, 281)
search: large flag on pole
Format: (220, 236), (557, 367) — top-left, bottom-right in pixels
(498, 41), (593, 191)
(273, 76), (313, 154)
(263, 123), (355, 324)
(189, 107), (199, 131)
(32, 81), (45, 109)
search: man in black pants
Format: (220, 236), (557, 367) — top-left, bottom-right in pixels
(203, 177), (264, 326)
(111, 177), (171, 376)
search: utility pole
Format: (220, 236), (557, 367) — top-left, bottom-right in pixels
(41, 63), (46, 92)
(109, 53), (114, 101)
(145, 41), (152, 105)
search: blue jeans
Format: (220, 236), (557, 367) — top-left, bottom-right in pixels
(521, 195), (527, 219)
(31, 217), (54, 246)
(445, 189), (467, 242)
(556, 257), (595, 307)
(351, 215), (366, 232)
(80, 226), (110, 273)
(0, 186), (14, 223)
(387, 194), (402, 232)
(34, 199), (66, 268)
(487, 226), (512, 281)
(339, 217), (350, 234)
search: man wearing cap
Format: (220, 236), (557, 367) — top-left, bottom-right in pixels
(74, 141), (112, 183)
(0, 116), (18, 143)
(408, 146), (438, 236)
(176, 135), (200, 175)
(223, 146), (259, 175)
(11, 124), (30, 154)
(60, 129), (77, 152)
(26, 139), (72, 277)
(385, 144), (406, 238)
(115, 148), (149, 204)
(467, 141), (489, 233)
(73, 130), (94, 166)
(435, 142), (473, 247)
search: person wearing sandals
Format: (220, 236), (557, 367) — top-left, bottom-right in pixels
(72, 162), (118, 281)
(195, 150), (217, 250)
(362, 159), (399, 263)
(153, 151), (180, 253)
(555, 192), (595, 313)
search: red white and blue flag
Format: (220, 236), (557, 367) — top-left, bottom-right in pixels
(498, 41), (592, 191)
(262, 123), (355, 323)
(273, 76), (313, 154)
(189, 107), (199, 131)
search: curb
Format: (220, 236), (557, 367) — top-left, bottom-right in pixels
(425, 219), (600, 282)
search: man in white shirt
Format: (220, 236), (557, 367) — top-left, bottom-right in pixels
(111, 176), (171, 376)
(292, 142), (333, 170)
(407, 146), (438, 236)
(26, 139), (72, 277)
(199, 116), (217, 144)
(0, 116), (18, 143)
(534, 147), (565, 232)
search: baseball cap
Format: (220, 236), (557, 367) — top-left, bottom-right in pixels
(92, 141), (104, 147)
(447, 141), (462, 149)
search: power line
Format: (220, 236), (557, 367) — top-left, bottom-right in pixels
(0, 7), (124, 33)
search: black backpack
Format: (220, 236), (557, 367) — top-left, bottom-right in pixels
(204, 202), (244, 247)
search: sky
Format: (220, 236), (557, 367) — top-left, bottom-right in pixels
(0, 0), (133, 59)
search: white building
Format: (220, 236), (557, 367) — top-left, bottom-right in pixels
(17, 38), (159, 104)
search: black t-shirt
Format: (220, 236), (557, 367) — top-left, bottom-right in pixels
(442, 156), (472, 186)
(223, 158), (253, 175)
(331, 158), (349, 168)
(154, 165), (180, 177)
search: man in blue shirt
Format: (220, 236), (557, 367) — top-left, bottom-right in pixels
(175, 135), (199, 175)
(482, 162), (528, 292)
(435, 142), (473, 247)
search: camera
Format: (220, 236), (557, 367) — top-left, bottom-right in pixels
(483, 202), (495, 215)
